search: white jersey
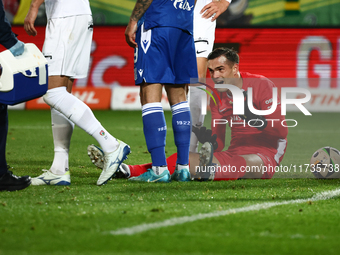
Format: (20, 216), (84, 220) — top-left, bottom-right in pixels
(44, 0), (92, 20)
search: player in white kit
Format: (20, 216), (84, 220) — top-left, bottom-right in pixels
(190, 0), (231, 152)
(24, 0), (130, 186)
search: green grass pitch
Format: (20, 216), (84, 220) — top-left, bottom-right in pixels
(1, 110), (340, 255)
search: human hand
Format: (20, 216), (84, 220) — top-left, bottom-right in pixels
(125, 20), (138, 48)
(9, 40), (24, 56)
(24, 8), (39, 36)
(200, 0), (230, 22)
(192, 126), (218, 150)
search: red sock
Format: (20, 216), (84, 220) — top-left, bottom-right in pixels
(214, 155), (247, 181)
(129, 153), (180, 177)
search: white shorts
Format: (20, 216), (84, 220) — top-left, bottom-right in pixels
(194, 0), (216, 58)
(43, 15), (93, 79)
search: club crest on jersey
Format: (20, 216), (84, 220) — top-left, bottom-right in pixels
(172, 0), (193, 11)
(99, 130), (105, 136)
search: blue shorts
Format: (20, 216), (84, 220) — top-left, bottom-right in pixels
(134, 24), (198, 85)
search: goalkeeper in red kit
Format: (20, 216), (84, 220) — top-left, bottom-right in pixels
(87, 48), (288, 181)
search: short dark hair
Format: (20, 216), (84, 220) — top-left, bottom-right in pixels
(207, 48), (239, 65)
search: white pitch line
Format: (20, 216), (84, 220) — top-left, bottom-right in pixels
(107, 188), (340, 236)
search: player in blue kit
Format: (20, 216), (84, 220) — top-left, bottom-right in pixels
(124, 0), (198, 182)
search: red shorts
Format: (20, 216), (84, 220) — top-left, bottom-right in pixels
(213, 150), (277, 179)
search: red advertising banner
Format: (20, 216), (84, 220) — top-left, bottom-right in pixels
(2, 27), (339, 89)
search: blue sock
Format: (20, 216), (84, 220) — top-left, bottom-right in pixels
(171, 101), (191, 165)
(142, 103), (167, 167)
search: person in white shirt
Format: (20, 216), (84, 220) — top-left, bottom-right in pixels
(24, 0), (130, 186)
(190, 0), (231, 152)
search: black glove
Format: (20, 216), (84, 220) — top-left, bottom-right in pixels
(239, 91), (267, 131)
(192, 126), (218, 150)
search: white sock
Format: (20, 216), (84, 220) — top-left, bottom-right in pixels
(152, 166), (168, 175)
(43, 87), (119, 153)
(91, 126), (119, 153)
(189, 85), (206, 152)
(49, 108), (74, 175)
(176, 164), (189, 171)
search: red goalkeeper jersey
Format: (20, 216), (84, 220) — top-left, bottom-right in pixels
(210, 72), (288, 165)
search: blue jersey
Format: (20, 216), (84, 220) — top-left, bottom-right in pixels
(140, 0), (195, 34)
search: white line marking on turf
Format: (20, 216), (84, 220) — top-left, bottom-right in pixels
(107, 188), (340, 236)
